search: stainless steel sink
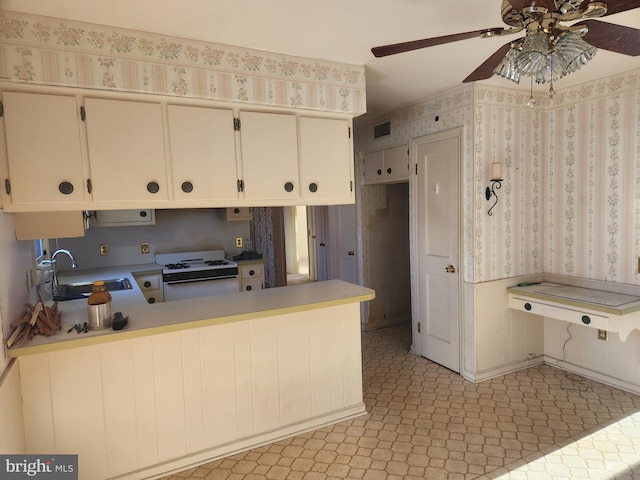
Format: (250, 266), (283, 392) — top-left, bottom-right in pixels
(54, 278), (132, 300)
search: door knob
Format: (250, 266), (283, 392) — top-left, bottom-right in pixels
(347, 251), (355, 256)
(445, 265), (456, 273)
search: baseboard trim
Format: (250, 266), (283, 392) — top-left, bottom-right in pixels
(464, 356), (545, 383)
(113, 403), (367, 480)
(543, 355), (640, 396)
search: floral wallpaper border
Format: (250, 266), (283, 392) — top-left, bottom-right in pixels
(0, 10), (366, 114)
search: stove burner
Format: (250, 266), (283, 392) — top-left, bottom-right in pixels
(165, 262), (189, 270)
(205, 260), (228, 266)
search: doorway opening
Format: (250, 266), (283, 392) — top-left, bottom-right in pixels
(284, 206), (313, 285)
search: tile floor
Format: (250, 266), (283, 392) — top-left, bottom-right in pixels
(160, 324), (640, 480)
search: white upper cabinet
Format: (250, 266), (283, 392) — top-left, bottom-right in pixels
(299, 117), (353, 203)
(383, 145), (410, 183)
(0, 85), (356, 212)
(363, 145), (409, 185)
(167, 104), (238, 202)
(362, 150), (384, 184)
(1, 91), (87, 210)
(84, 97), (169, 205)
(238, 111), (299, 202)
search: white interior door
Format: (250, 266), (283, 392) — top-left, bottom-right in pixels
(413, 129), (461, 372)
(329, 204), (358, 284)
(312, 206), (331, 281)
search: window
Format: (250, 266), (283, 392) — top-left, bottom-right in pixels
(34, 239), (45, 263)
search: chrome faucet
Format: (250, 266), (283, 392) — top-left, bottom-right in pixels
(50, 249), (78, 293)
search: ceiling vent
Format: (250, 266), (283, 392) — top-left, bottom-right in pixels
(374, 121), (391, 138)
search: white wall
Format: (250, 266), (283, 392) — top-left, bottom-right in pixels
(0, 209), (34, 455)
(54, 209), (250, 271)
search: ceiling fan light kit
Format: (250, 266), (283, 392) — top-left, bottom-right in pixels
(494, 30), (598, 85)
(372, 0), (640, 93)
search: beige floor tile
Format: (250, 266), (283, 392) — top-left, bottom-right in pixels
(159, 324), (640, 480)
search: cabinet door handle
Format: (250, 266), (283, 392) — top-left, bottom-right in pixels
(284, 181), (294, 192)
(445, 265), (456, 273)
(249, 269), (255, 276)
(144, 281), (151, 288)
(387, 168), (392, 174)
(377, 169), (382, 175)
(86, 179), (92, 194)
(148, 297), (156, 304)
(58, 181), (74, 195)
(308, 182), (318, 193)
(147, 181), (160, 194)
(181, 181), (193, 193)
(4, 179), (10, 195)
(246, 285), (252, 291)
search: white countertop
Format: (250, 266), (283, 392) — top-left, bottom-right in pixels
(7, 264), (375, 357)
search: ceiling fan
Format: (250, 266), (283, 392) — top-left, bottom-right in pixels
(371, 0), (640, 84)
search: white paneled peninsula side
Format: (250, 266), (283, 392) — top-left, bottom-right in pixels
(10, 280), (374, 480)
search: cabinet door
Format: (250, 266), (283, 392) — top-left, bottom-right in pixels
(363, 150), (384, 185)
(167, 105), (238, 201)
(299, 117), (353, 203)
(84, 98), (168, 204)
(2, 92), (86, 209)
(239, 111), (298, 201)
(383, 145), (410, 182)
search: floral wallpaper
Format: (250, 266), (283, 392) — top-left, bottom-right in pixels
(545, 74), (640, 284)
(0, 10), (366, 114)
(355, 67), (640, 286)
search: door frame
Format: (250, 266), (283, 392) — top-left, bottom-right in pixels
(410, 127), (464, 367)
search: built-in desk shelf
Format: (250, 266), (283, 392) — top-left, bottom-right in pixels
(507, 282), (640, 341)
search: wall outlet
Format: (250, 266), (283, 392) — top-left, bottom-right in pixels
(235, 237), (243, 248)
(99, 243), (109, 256)
(140, 242), (150, 254)
(598, 329), (608, 341)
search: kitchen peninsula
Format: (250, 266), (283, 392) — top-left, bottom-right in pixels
(10, 275), (374, 480)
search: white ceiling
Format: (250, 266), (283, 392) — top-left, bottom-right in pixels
(4, 0), (640, 122)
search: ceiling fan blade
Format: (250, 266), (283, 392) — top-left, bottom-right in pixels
(463, 42), (515, 83)
(581, 19), (640, 55)
(600, 0), (640, 16)
(371, 28), (505, 57)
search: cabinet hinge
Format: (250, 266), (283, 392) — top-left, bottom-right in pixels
(418, 322), (421, 333)
(80, 105), (86, 122)
(4, 179), (10, 195)
(0, 102), (4, 117)
(86, 178), (92, 194)
(350, 180), (353, 192)
(415, 163), (418, 175)
(348, 127), (351, 139)
(234, 118), (241, 131)
(237, 179), (244, 192)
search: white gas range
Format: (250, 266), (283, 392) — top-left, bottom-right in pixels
(155, 249), (239, 302)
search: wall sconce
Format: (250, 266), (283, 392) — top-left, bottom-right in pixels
(486, 162), (503, 216)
